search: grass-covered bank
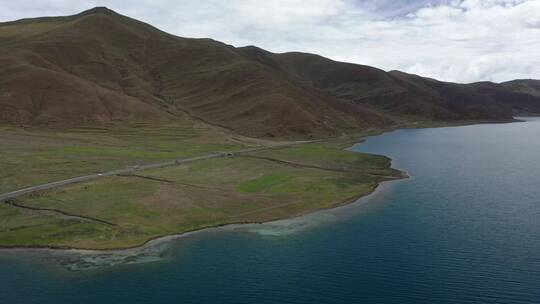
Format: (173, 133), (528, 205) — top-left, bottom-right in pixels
(0, 135), (403, 249)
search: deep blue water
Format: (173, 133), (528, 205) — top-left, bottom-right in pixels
(2, 118), (540, 304)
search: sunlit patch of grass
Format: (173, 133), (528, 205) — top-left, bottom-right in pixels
(237, 174), (294, 193)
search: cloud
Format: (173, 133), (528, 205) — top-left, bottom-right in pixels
(0, 0), (539, 83)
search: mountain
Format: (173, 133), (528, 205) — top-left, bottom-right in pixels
(0, 7), (389, 138)
(1, 7), (539, 138)
(238, 47), (540, 120)
(502, 79), (540, 97)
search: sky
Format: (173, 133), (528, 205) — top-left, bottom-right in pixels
(1, 0), (539, 83)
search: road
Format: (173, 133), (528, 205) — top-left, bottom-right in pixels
(0, 142), (315, 203)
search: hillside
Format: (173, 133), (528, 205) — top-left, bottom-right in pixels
(502, 79), (540, 97)
(1, 7), (539, 138)
(239, 47), (540, 120)
(0, 7), (388, 138)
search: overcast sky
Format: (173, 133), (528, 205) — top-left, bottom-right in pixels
(1, 0), (539, 83)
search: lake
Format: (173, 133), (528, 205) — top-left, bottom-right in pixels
(2, 118), (540, 303)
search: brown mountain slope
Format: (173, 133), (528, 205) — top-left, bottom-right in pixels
(0, 8), (173, 125)
(238, 47), (455, 119)
(1, 7), (539, 138)
(501, 79), (540, 97)
(0, 7), (389, 137)
(389, 72), (540, 117)
(238, 46), (540, 120)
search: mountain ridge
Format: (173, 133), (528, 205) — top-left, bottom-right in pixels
(1, 7), (539, 138)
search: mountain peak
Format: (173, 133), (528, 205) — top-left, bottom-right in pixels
(80, 6), (116, 16)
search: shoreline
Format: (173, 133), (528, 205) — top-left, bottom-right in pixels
(0, 170), (410, 257)
(0, 153), (410, 255)
(1, 118), (512, 254)
(0, 171), (409, 254)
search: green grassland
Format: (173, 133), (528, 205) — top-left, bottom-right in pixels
(0, 121), (246, 193)
(0, 137), (403, 249)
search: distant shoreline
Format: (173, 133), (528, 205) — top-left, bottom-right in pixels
(0, 118), (520, 254)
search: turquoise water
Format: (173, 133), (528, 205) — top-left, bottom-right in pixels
(2, 118), (540, 303)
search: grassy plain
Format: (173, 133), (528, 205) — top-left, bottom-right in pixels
(0, 121), (245, 193)
(0, 129), (403, 249)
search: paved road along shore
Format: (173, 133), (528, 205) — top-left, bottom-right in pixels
(0, 141), (316, 203)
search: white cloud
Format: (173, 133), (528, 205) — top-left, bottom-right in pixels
(0, 0), (539, 83)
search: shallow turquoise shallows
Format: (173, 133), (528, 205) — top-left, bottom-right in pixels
(2, 118), (540, 304)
